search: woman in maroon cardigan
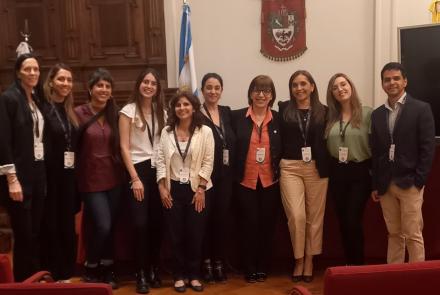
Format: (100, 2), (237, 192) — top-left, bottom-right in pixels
(74, 68), (123, 289)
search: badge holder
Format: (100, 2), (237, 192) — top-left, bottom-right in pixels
(301, 146), (312, 163)
(338, 147), (349, 163)
(64, 151), (75, 169)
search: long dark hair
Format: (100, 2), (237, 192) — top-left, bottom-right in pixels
(14, 53), (43, 102)
(87, 68), (120, 160)
(128, 68), (165, 133)
(283, 70), (326, 124)
(325, 73), (362, 137)
(43, 63), (79, 127)
(166, 91), (204, 133)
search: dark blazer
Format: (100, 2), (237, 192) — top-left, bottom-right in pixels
(0, 80), (47, 199)
(231, 107), (281, 183)
(370, 95), (435, 195)
(202, 105), (236, 183)
(278, 100), (330, 178)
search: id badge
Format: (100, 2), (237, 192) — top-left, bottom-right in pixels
(389, 144), (395, 162)
(256, 147), (266, 163)
(64, 151), (75, 169)
(338, 147), (349, 163)
(179, 167), (190, 184)
(222, 149), (230, 166)
(151, 152), (157, 168)
(34, 142), (44, 161)
(301, 147), (312, 163)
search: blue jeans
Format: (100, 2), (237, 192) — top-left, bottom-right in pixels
(82, 186), (121, 265)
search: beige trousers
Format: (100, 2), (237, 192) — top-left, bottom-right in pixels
(279, 159), (328, 259)
(380, 182), (425, 264)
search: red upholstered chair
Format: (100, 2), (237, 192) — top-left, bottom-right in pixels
(289, 285), (313, 295)
(324, 260), (440, 295)
(0, 254), (113, 295)
(0, 254), (52, 283)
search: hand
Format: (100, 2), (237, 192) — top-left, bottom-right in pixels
(8, 180), (23, 202)
(131, 179), (144, 201)
(371, 190), (380, 202)
(192, 189), (205, 213)
(159, 186), (173, 209)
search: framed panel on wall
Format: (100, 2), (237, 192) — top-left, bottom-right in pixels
(399, 23), (440, 137)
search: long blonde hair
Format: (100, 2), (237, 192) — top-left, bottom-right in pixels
(325, 73), (362, 137)
(43, 63), (78, 127)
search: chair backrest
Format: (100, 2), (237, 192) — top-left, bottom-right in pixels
(324, 260), (440, 295)
(0, 282), (113, 295)
(0, 254), (14, 283)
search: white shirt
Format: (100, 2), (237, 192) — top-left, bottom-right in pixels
(120, 103), (160, 164)
(170, 140), (192, 181)
(385, 92), (406, 137)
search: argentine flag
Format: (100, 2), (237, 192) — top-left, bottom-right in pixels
(178, 2), (198, 96)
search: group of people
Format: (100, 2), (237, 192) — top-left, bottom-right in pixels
(0, 52), (435, 294)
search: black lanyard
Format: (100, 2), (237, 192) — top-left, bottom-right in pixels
(203, 104), (226, 147)
(51, 103), (72, 150)
(173, 128), (193, 163)
(254, 123), (264, 144)
(145, 110), (155, 147)
(339, 119), (351, 144)
(297, 110), (311, 146)
(385, 97), (406, 145)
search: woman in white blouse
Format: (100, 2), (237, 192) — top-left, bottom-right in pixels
(119, 68), (166, 293)
(156, 91), (214, 293)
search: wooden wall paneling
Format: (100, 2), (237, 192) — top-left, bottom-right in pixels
(61, 0), (81, 63)
(144, 0), (166, 64)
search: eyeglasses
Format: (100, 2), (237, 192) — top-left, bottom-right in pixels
(252, 89), (272, 96)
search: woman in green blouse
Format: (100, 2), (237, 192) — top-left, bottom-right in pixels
(325, 73), (372, 265)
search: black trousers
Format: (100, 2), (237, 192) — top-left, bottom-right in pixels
(40, 169), (77, 280)
(237, 181), (280, 274)
(6, 161), (46, 282)
(165, 181), (208, 281)
(329, 159), (371, 265)
(128, 160), (163, 271)
(203, 173), (232, 262)
(82, 186), (121, 265)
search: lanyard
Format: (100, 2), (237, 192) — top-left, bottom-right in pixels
(29, 101), (41, 138)
(297, 110), (311, 146)
(145, 110), (155, 147)
(203, 104), (226, 147)
(51, 103), (72, 150)
(385, 97), (406, 144)
(173, 128), (193, 163)
(339, 119), (351, 144)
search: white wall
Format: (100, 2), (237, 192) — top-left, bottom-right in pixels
(165, 0), (434, 109)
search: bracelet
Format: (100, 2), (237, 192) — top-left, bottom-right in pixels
(198, 184), (207, 190)
(130, 176), (140, 184)
(6, 175), (18, 184)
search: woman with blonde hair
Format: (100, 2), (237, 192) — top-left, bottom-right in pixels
(326, 73), (372, 265)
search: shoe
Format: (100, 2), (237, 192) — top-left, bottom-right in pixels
(303, 275), (313, 283)
(256, 272), (267, 282)
(174, 280), (186, 293)
(213, 261), (227, 282)
(245, 273), (257, 283)
(202, 260), (214, 283)
(102, 265), (118, 290)
(148, 266), (162, 288)
(82, 266), (100, 283)
(136, 269), (150, 294)
(291, 275), (303, 282)
(189, 280), (204, 292)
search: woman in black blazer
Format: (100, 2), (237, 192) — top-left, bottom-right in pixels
(200, 73), (236, 283)
(232, 75), (281, 283)
(278, 70), (329, 283)
(0, 53), (47, 281)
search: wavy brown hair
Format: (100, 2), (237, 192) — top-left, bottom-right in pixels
(166, 91), (204, 133)
(128, 68), (165, 133)
(43, 63), (79, 127)
(325, 73), (362, 137)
